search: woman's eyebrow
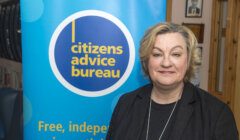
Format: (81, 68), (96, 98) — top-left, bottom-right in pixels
(171, 45), (184, 51)
(152, 45), (184, 51)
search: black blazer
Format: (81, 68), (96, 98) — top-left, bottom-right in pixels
(106, 82), (239, 140)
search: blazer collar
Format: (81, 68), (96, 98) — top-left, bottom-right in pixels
(181, 82), (197, 105)
(136, 84), (153, 99)
(169, 82), (197, 140)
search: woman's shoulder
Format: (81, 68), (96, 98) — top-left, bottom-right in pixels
(191, 83), (234, 119)
(119, 84), (152, 102)
(112, 84), (152, 119)
(194, 85), (226, 107)
(191, 84), (238, 139)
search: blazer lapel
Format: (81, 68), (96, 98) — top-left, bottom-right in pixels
(169, 82), (196, 140)
(125, 85), (152, 140)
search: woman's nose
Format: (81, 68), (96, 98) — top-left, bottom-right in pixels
(161, 57), (172, 67)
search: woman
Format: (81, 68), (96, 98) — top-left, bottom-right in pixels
(106, 22), (239, 140)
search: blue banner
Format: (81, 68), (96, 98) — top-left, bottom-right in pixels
(21, 0), (167, 139)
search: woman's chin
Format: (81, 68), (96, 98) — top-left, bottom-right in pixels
(154, 80), (183, 89)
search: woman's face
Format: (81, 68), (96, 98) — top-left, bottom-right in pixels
(148, 33), (188, 88)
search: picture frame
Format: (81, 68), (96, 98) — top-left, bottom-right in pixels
(196, 46), (203, 63)
(182, 23), (204, 43)
(185, 0), (203, 18)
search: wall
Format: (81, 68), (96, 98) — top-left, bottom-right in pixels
(171, 0), (213, 90)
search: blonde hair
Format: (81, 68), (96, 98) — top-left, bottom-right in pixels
(139, 22), (201, 81)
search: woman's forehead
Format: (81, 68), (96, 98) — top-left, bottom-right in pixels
(154, 33), (187, 49)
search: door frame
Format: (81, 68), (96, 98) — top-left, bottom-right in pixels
(166, 0), (172, 22)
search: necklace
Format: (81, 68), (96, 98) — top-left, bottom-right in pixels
(145, 96), (179, 140)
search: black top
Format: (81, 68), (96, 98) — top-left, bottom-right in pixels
(140, 100), (178, 140)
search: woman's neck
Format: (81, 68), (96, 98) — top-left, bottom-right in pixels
(151, 82), (184, 104)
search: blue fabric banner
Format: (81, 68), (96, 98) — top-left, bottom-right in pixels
(21, 0), (167, 139)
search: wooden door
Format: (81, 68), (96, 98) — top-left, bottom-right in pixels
(209, 0), (240, 131)
(209, 0), (237, 107)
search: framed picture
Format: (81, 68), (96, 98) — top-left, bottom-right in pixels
(182, 23), (204, 43)
(185, 0), (203, 18)
(196, 46), (203, 62)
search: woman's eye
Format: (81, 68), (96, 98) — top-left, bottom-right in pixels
(152, 53), (162, 57)
(172, 53), (181, 57)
